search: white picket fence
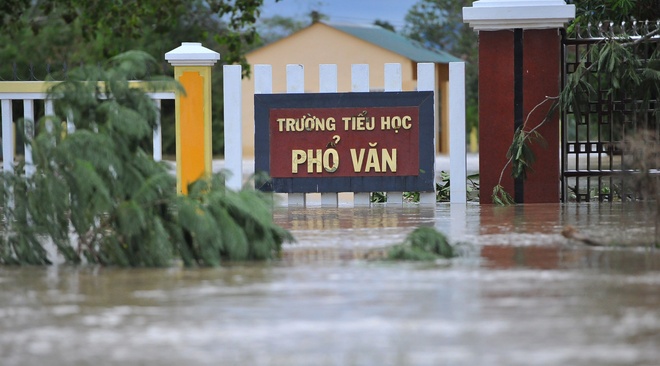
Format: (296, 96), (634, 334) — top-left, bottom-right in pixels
(223, 62), (467, 206)
(1, 62), (467, 206)
(0, 82), (174, 177)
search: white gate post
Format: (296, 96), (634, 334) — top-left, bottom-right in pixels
(319, 64), (339, 207)
(152, 99), (162, 162)
(224, 65), (243, 190)
(449, 62), (467, 204)
(254, 64), (272, 192)
(23, 100), (35, 177)
(384, 63), (404, 204)
(352, 64), (371, 206)
(417, 63), (437, 205)
(286, 64), (306, 207)
(1, 100), (14, 173)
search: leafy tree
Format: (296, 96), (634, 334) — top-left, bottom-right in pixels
(568, 0), (660, 29)
(207, 0), (283, 75)
(374, 20), (396, 32)
(0, 0), (279, 156)
(403, 0), (479, 135)
(255, 15), (307, 46)
(0, 0), (30, 30)
(0, 0), (274, 66)
(0, 52), (292, 266)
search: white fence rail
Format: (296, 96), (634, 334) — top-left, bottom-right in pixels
(2, 61), (467, 206)
(224, 62), (467, 206)
(0, 82), (174, 177)
(449, 62), (467, 204)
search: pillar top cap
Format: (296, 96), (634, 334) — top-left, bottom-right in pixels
(463, 0), (575, 31)
(470, 0), (568, 7)
(165, 42), (220, 66)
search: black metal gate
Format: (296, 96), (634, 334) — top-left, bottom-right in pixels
(561, 21), (660, 202)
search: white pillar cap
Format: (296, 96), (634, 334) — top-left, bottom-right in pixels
(463, 0), (575, 31)
(165, 42), (220, 66)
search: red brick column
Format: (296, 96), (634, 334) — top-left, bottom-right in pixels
(463, 0), (574, 204)
(478, 30), (515, 203)
(522, 29), (561, 203)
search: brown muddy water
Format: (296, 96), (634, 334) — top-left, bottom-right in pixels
(1, 203), (659, 366)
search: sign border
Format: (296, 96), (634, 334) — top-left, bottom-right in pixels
(255, 91), (435, 193)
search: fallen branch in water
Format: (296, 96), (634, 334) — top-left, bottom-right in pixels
(561, 225), (604, 247)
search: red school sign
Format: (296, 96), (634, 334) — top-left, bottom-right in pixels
(255, 91), (435, 193)
(269, 106), (419, 178)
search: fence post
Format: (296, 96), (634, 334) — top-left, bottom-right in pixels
(23, 100), (35, 177)
(449, 62), (467, 204)
(285, 64), (306, 206)
(463, 0), (574, 203)
(152, 99), (162, 162)
(1, 100), (13, 173)
(319, 64), (339, 207)
(254, 65), (271, 194)
(351, 64), (371, 206)
(384, 63), (404, 204)
(165, 42), (220, 195)
(223, 65), (243, 191)
(417, 63), (437, 205)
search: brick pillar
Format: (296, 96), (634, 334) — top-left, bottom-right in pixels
(463, 0), (575, 203)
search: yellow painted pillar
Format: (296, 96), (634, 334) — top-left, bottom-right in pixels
(165, 42), (220, 194)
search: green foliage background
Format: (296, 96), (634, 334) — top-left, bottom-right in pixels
(0, 0), (280, 156)
(567, 0), (660, 28)
(403, 0), (479, 137)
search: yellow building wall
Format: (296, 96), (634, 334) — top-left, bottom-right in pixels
(240, 22), (449, 157)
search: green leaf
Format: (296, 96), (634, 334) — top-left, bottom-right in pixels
(387, 227), (454, 261)
(492, 185), (515, 206)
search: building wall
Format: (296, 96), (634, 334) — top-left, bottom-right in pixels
(240, 22), (446, 157)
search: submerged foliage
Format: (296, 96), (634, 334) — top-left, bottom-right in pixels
(492, 184), (515, 206)
(434, 171), (480, 202)
(0, 51), (292, 266)
(387, 227), (454, 261)
(506, 128), (547, 181)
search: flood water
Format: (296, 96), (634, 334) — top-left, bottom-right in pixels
(1, 203), (659, 365)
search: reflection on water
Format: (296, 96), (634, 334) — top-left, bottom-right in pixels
(481, 244), (660, 273)
(275, 205), (436, 231)
(1, 203), (659, 366)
